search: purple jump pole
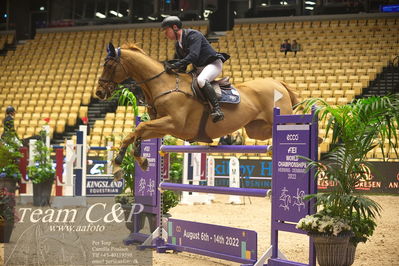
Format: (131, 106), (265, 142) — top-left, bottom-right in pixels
(160, 182), (269, 197)
(160, 145), (271, 154)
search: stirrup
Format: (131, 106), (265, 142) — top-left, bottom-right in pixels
(210, 110), (224, 123)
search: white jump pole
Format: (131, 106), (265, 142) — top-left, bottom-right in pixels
(25, 139), (36, 196)
(106, 141), (114, 174)
(180, 142), (210, 205)
(192, 153), (210, 204)
(59, 139), (75, 196)
(228, 157), (242, 204)
(207, 155), (215, 201)
(79, 125), (87, 196)
(180, 141), (192, 204)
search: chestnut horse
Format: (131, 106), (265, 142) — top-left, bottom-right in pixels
(96, 43), (298, 176)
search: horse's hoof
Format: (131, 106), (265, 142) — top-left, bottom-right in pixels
(140, 158), (149, 171)
(114, 154), (124, 165)
(113, 169), (125, 181)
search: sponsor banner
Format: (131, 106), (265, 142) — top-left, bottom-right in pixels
(167, 218), (257, 261)
(86, 156), (106, 174)
(86, 156), (398, 194)
(86, 175), (124, 196)
(317, 161), (399, 194)
(214, 159), (399, 194)
(215, 159), (273, 178)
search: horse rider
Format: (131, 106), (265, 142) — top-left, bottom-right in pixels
(161, 16), (230, 123)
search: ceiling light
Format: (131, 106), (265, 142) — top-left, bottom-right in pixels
(96, 12), (106, 18)
(110, 10), (123, 17)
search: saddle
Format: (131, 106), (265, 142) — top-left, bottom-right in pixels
(186, 73), (241, 144)
(190, 72), (240, 104)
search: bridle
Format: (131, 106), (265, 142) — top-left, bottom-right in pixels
(98, 56), (192, 109)
(99, 56), (168, 94)
(98, 56), (132, 94)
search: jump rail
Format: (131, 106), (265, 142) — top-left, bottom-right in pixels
(160, 182), (269, 197)
(160, 145), (271, 154)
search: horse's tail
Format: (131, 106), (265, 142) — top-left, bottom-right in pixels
(279, 80), (299, 109)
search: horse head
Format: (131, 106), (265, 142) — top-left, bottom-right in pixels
(96, 42), (129, 100)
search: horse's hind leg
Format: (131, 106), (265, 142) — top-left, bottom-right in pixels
(244, 120), (273, 140)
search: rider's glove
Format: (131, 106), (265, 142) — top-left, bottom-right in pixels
(165, 60), (189, 73)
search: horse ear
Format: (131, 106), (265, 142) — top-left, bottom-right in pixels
(107, 42), (116, 57)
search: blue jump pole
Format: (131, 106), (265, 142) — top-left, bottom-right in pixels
(90, 146), (108, 151)
(160, 182), (269, 197)
(160, 145), (271, 154)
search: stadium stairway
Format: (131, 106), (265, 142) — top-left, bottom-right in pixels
(361, 56), (399, 97)
(0, 36), (16, 56)
(51, 98), (118, 145)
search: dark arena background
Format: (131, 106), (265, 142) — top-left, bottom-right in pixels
(0, 0), (398, 265)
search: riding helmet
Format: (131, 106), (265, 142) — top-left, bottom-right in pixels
(161, 16), (182, 29)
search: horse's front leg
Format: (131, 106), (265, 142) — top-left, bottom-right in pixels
(113, 116), (175, 178)
(131, 137), (148, 170)
(113, 133), (138, 180)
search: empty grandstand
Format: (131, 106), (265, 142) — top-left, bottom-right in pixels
(1, 1), (398, 160)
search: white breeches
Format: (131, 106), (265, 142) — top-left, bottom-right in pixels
(196, 59), (223, 88)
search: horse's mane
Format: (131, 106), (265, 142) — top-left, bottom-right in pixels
(120, 42), (147, 54)
(120, 42), (163, 66)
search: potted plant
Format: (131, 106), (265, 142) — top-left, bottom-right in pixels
(27, 130), (55, 206)
(296, 95), (399, 266)
(0, 136), (22, 194)
(0, 188), (18, 243)
(297, 209), (354, 266)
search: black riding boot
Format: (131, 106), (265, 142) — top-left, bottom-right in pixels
(202, 81), (224, 123)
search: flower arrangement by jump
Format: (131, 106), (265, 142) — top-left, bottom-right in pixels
(296, 212), (352, 237)
(27, 130), (55, 184)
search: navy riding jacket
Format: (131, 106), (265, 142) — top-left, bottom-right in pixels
(175, 29), (229, 67)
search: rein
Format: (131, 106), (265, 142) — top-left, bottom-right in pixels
(99, 55), (193, 114)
